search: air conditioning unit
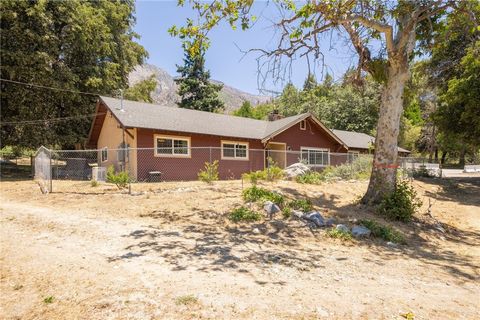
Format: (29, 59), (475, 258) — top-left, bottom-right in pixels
(92, 166), (106, 182)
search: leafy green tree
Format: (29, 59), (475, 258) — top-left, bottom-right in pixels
(170, 0), (469, 203)
(435, 41), (480, 164)
(124, 75), (157, 103)
(233, 100), (274, 120)
(175, 51), (224, 112)
(0, 0), (147, 149)
(428, 4), (480, 164)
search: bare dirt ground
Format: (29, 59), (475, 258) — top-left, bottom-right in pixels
(1, 177), (479, 319)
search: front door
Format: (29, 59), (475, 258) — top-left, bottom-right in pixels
(266, 142), (286, 168)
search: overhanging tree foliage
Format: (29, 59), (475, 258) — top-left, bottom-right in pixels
(0, 0), (147, 149)
(170, 0), (473, 204)
(124, 75), (157, 103)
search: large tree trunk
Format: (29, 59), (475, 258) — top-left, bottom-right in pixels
(362, 59), (409, 204)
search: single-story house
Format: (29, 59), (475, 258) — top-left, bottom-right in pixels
(87, 96), (408, 181)
(331, 129), (411, 159)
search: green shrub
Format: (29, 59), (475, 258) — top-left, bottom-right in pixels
(242, 186), (284, 206)
(90, 180), (99, 187)
(359, 219), (406, 244)
(282, 206), (292, 219)
(297, 157), (372, 183)
(377, 180), (422, 222)
(229, 206), (262, 222)
(198, 160), (219, 184)
(43, 296), (54, 304)
(242, 170), (267, 185)
(266, 165), (284, 181)
(296, 171), (325, 184)
(287, 198), (313, 212)
(326, 228), (353, 241)
(412, 166), (435, 178)
(242, 158), (284, 184)
(106, 165), (130, 189)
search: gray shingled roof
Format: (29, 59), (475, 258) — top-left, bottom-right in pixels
(331, 129), (410, 153)
(100, 96), (309, 141)
(99, 96), (408, 152)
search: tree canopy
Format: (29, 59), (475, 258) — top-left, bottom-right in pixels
(124, 75), (157, 103)
(175, 50), (224, 112)
(0, 0), (147, 148)
(170, 0), (474, 204)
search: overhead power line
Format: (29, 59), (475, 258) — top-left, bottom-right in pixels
(0, 78), (102, 96)
(0, 78), (117, 126)
(1, 112), (107, 126)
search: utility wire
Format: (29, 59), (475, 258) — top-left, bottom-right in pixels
(0, 78), (103, 96)
(0, 78), (116, 126)
(1, 112), (107, 126)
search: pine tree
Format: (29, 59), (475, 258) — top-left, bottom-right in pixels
(303, 73), (317, 91)
(175, 52), (224, 112)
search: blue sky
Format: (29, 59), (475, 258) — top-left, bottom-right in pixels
(134, 0), (358, 96)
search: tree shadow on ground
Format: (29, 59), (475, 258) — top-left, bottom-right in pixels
(107, 213), (325, 277)
(417, 176), (480, 207)
(107, 179), (479, 282)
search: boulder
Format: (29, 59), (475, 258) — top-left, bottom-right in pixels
(326, 218), (335, 227)
(264, 201), (280, 217)
(351, 225), (371, 237)
(305, 211), (325, 227)
(335, 224), (349, 233)
(292, 210), (305, 219)
(284, 162), (310, 179)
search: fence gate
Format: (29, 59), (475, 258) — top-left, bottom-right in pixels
(34, 146), (51, 193)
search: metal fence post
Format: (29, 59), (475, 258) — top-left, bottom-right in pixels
(49, 149), (53, 193)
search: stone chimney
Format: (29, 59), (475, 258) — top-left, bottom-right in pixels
(267, 110), (284, 121)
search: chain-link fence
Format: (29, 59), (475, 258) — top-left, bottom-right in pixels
(1, 149), (35, 181)
(33, 146), (478, 194)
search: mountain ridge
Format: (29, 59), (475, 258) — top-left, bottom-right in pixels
(128, 64), (270, 113)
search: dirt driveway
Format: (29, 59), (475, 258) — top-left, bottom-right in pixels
(1, 178), (479, 319)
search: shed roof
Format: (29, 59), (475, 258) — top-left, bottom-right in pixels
(331, 129), (410, 153)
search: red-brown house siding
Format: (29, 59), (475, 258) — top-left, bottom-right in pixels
(268, 118), (348, 166)
(135, 128), (265, 181)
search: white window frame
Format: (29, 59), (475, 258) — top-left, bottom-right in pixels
(221, 140), (249, 160)
(300, 120), (306, 130)
(300, 147), (330, 167)
(154, 134), (191, 158)
(101, 147), (108, 162)
(347, 151), (360, 163)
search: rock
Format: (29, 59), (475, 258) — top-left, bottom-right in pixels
(284, 162), (310, 179)
(326, 218), (335, 227)
(386, 241), (397, 247)
(264, 201), (280, 217)
(335, 224), (349, 233)
(252, 228), (260, 234)
(351, 225), (371, 237)
(292, 210), (304, 219)
(305, 211), (325, 227)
